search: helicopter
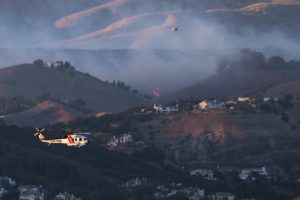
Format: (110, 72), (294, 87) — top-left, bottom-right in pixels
(34, 128), (89, 148)
(171, 27), (178, 32)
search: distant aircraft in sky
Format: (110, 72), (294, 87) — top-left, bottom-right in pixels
(172, 27), (178, 32)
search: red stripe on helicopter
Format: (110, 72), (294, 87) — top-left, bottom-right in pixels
(67, 135), (74, 143)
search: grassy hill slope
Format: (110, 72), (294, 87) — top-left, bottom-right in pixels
(0, 63), (147, 113)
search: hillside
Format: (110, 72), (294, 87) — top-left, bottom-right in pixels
(4, 108), (300, 199)
(131, 111), (300, 164)
(265, 80), (300, 97)
(0, 63), (147, 113)
(48, 102), (300, 198)
(168, 50), (300, 100)
(3, 0), (300, 49)
(0, 48), (226, 96)
(2, 100), (83, 127)
(205, 1), (300, 39)
(1, 99), (300, 199)
(64, 107), (300, 165)
(0, 125), (183, 200)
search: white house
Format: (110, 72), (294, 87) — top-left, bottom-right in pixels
(189, 188), (205, 200)
(154, 184), (205, 200)
(209, 192), (235, 200)
(239, 167), (268, 180)
(154, 104), (179, 113)
(107, 133), (133, 147)
(19, 191), (44, 200)
(237, 97), (250, 103)
(198, 100), (225, 110)
(18, 185), (44, 200)
(54, 192), (81, 200)
(0, 187), (8, 198)
(190, 169), (216, 180)
(263, 97), (278, 102)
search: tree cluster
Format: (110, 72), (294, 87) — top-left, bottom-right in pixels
(217, 49), (300, 72)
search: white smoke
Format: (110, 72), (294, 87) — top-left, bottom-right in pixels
(1, 0), (300, 96)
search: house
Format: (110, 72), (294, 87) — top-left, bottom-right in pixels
(153, 104), (179, 113)
(197, 100), (225, 110)
(198, 101), (209, 110)
(209, 192), (235, 200)
(263, 97), (272, 102)
(107, 136), (119, 147)
(119, 133), (133, 144)
(263, 97), (278, 103)
(18, 185), (40, 194)
(237, 97), (250, 103)
(188, 188), (205, 200)
(0, 187), (8, 198)
(54, 192), (81, 200)
(154, 183), (205, 200)
(19, 190), (44, 200)
(239, 167), (268, 180)
(107, 133), (133, 147)
(18, 185), (44, 200)
(0, 176), (16, 187)
(226, 100), (236, 105)
(190, 169), (216, 180)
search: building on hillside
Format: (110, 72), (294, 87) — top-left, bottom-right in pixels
(196, 100), (225, 110)
(198, 101), (208, 110)
(226, 100), (237, 110)
(209, 192), (235, 200)
(190, 169), (216, 180)
(0, 187), (8, 198)
(18, 185), (44, 200)
(237, 97), (251, 103)
(153, 104), (179, 113)
(239, 167), (268, 180)
(107, 133), (133, 147)
(263, 97), (278, 102)
(53, 192), (81, 200)
(154, 183), (205, 200)
(188, 188), (205, 200)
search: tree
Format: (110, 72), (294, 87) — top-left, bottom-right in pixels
(33, 59), (44, 66)
(240, 49), (266, 68)
(133, 147), (165, 165)
(268, 56), (286, 68)
(281, 113), (290, 123)
(280, 94), (293, 109)
(132, 89), (139, 95)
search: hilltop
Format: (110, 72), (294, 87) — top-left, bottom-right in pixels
(0, 62), (147, 115)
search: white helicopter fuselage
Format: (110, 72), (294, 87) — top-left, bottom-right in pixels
(35, 129), (88, 148)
